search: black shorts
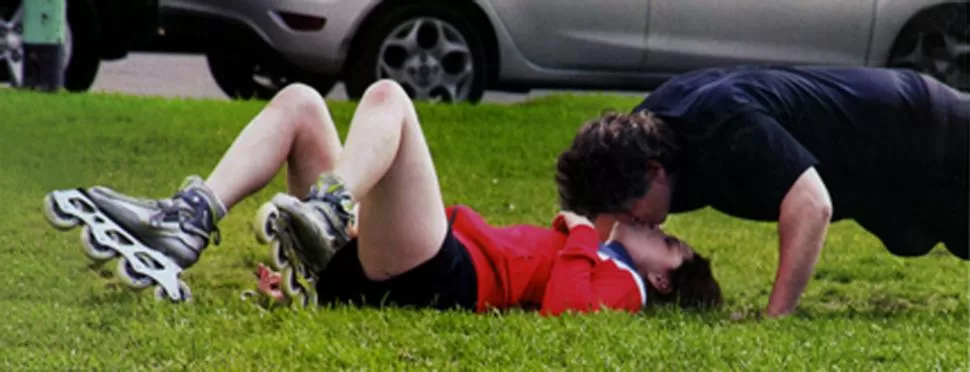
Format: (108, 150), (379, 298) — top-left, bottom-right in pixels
(313, 212), (479, 311)
(923, 77), (969, 259)
(923, 76), (968, 192)
(854, 77), (968, 259)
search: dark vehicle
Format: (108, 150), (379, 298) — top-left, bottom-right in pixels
(0, 0), (160, 91)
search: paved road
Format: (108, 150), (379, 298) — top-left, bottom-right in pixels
(85, 52), (648, 103)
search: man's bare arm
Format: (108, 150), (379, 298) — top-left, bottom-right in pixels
(766, 167), (833, 317)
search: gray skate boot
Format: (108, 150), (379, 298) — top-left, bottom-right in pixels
(252, 172), (356, 306)
(43, 175), (227, 302)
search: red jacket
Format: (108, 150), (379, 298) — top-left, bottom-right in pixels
(447, 206), (646, 316)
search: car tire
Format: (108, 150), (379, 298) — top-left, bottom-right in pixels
(63, 0), (101, 92)
(206, 46), (337, 100)
(0, 0), (100, 91)
(886, 4), (969, 91)
(206, 47), (277, 100)
(344, 2), (488, 103)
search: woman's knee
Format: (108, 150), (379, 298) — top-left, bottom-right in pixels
(268, 83), (330, 122)
(361, 79), (410, 108)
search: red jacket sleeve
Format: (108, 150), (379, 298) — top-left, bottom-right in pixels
(540, 225), (645, 316)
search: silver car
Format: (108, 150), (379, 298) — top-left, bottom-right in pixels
(157, 0), (968, 103)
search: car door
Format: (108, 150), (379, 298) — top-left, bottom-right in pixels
(642, 0), (876, 72)
(488, 0), (648, 71)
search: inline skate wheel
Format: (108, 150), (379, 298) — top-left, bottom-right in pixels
(292, 293), (312, 308)
(239, 290), (258, 302)
(269, 240), (289, 271)
(154, 280), (192, 303)
(43, 193), (80, 230)
(254, 202), (280, 244)
(80, 225), (118, 262)
(302, 291), (317, 309)
(116, 257), (154, 290)
(280, 266), (305, 299)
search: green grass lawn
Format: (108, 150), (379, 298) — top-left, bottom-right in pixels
(0, 89), (966, 370)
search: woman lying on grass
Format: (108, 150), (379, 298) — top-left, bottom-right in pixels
(54, 80), (722, 315)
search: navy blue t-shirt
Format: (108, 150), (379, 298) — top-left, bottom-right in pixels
(632, 66), (937, 222)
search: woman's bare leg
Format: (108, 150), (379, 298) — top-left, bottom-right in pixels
(205, 83), (343, 209)
(327, 80), (448, 281)
(66, 83), (344, 271)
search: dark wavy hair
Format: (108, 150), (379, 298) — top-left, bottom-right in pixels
(555, 110), (679, 218)
(648, 236), (723, 310)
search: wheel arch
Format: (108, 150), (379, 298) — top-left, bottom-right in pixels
(83, 0), (160, 60)
(868, 0), (968, 66)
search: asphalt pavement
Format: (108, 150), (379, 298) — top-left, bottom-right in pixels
(83, 52), (648, 103)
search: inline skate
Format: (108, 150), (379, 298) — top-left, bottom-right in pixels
(42, 176), (226, 302)
(252, 173), (356, 307)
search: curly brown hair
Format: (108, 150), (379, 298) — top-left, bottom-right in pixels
(555, 110), (679, 219)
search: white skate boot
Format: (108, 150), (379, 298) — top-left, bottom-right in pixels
(43, 175), (226, 302)
(252, 172), (356, 307)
